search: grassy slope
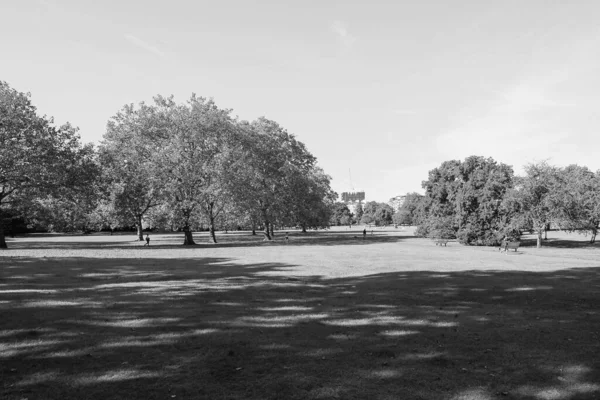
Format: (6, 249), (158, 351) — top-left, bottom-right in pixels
(1, 228), (599, 400)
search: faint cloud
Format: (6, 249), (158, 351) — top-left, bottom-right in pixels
(330, 20), (356, 49)
(124, 34), (166, 58)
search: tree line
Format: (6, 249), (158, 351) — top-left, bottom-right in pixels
(0, 81), (336, 248)
(396, 156), (600, 247)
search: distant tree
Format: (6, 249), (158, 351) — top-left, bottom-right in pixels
(360, 201), (393, 226)
(89, 199), (125, 234)
(287, 167), (336, 231)
(392, 192), (423, 226)
(552, 165), (600, 243)
(374, 203), (394, 226)
(502, 161), (560, 248)
(354, 202), (363, 224)
(329, 202), (353, 226)
(0, 81), (93, 248)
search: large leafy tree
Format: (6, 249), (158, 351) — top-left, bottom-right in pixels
(100, 100), (169, 240)
(0, 81), (92, 248)
(228, 118), (317, 240)
(453, 156), (514, 245)
(502, 161), (560, 248)
(417, 156), (514, 244)
(552, 165), (600, 243)
(157, 95), (237, 245)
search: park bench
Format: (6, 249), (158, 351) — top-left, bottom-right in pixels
(500, 241), (520, 252)
(434, 239), (450, 246)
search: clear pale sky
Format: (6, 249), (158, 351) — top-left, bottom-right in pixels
(2, 1), (599, 201)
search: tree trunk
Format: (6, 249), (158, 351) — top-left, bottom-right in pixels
(270, 224), (274, 238)
(208, 219), (217, 244)
(136, 214), (144, 241)
(263, 221), (271, 240)
(252, 228), (256, 236)
(544, 225), (548, 240)
(0, 222), (7, 249)
(591, 227), (597, 244)
(207, 202), (218, 243)
(183, 225), (196, 245)
(537, 229), (542, 248)
(301, 223), (307, 233)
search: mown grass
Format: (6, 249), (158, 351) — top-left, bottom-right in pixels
(1, 228), (599, 399)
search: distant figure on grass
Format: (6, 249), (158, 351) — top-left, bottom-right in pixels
(144, 234), (150, 247)
(363, 228), (366, 240)
(499, 235), (509, 252)
(285, 232), (289, 242)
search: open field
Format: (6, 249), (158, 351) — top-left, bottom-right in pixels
(1, 228), (600, 399)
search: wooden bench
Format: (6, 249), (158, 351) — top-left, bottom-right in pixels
(434, 239), (449, 246)
(500, 241), (520, 252)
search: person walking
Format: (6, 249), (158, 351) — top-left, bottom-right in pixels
(362, 228), (366, 240)
(144, 234), (150, 247)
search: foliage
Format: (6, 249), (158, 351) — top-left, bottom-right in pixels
(547, 165), (600, 244)
(418, 156), (514, 244)
(502, 161), (560, 248)
(99, 99), (170, 240)
(392, 192), (423, 226)
(225, 118), (326, 238)
(360, 201), (394, 226)
(0, 81), (93, 247)
(330, 202), (353, 226)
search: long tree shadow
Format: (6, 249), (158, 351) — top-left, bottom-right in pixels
(1, 257), (599, 399)
(520, 237), (599, 249)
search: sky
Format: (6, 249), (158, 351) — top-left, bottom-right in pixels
(2, 0), (600, 202)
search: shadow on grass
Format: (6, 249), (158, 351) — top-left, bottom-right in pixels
(520, 237), (599, 249)
(1, 257), (600, 399)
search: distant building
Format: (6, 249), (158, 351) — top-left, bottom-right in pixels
(341, 191), (365, 203)
(388, 195), (406, 213)
(341, 191), (365, 214)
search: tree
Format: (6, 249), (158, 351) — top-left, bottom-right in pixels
(417, 156), (514, 245)
(502, 161), (560, 248)
(330, 202), (353, 226)
(453, 156), (514, 245)
(227, 118), (317, 240)
(0, 81), (92, 248)
(417, 160), (462, 238)
(354, 203), (363, 224)
(552, 165), (600, 243)
(392, 192), (423, 226)
(100, 100), (169, 240)
(286, 167), (336, 232)
(157, 95), (238, 245)
(374, 203), (394, 226)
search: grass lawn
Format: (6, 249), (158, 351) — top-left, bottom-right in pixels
(1, 227), (600, 400)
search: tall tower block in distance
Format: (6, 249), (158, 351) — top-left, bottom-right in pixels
(342, 169), (365, 214)
(341, 191), (365, 214)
